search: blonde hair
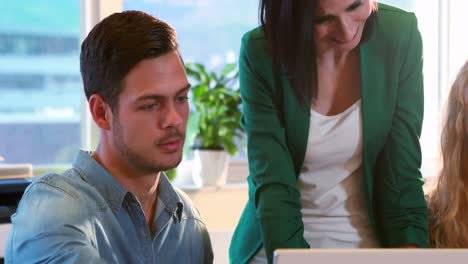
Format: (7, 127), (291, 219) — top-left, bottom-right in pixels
(429, 59), (468, 247)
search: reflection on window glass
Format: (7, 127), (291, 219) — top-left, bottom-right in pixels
(124, 0), (258, 69)
(0, 1), (81, 165)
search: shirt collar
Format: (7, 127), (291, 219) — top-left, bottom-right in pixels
(72, 150), (183, 219)
(157, 172), (184, 222)
(72, 150), (128, 213)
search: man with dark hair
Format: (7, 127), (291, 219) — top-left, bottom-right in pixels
(6, 11), (213, 263)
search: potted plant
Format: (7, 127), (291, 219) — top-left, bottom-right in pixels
(185, 62), (243, 187)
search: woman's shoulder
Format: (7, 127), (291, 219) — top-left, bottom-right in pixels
(366, 3), (421, 51)
(240, 27), (269, 57)
(242, 26), (264, 43)
(240, 26), (274, 70)
(375, 2), (418, 29)
(378, 2), (412, 12)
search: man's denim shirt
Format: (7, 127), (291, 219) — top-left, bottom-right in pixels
(6, 151), (213, 263)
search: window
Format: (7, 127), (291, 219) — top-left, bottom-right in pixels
(447, 0), (468, 86)
(0, 1), (81, 166)
(123, 0), (258, 69)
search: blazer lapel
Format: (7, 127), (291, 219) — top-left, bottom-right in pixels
(281, 76), (311, 177)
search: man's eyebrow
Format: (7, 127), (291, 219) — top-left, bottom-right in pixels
(135, 84), (192, 102)
(177, 83), (191, 94)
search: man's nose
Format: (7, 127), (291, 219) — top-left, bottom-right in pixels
(162, 104), (183, 128)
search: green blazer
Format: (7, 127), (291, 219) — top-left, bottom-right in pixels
(229, 4), (428, 264)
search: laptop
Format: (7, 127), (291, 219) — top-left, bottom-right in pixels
(274, 249), (468, 264)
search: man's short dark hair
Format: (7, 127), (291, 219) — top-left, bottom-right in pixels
(80, 10), (178, 112)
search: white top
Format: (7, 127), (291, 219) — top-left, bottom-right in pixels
(299, 99), (378, 248)
(250, 99), (378, 264)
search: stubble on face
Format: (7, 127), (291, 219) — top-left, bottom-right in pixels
(111, 114), (184, 174)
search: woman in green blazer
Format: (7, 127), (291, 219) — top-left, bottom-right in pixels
(230, 1), (428, 263)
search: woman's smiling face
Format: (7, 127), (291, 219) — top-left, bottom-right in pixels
(313, 0), (374, 54)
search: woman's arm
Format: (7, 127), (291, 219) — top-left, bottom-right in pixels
(374, 14), (428, 248)
(239, 33), (309, 263)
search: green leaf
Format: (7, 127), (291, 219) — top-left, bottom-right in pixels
(222, 63), (237, 78)
(186, 61), (244, 155)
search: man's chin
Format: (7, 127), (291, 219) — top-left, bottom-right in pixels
(157, 155), (183, 171)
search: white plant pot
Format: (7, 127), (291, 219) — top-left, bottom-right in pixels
(192, 149), (229, 187)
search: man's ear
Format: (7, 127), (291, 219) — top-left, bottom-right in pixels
(89, 94), (113, 130)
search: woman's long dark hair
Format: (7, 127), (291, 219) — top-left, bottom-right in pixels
(259, 0), (377, 106)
